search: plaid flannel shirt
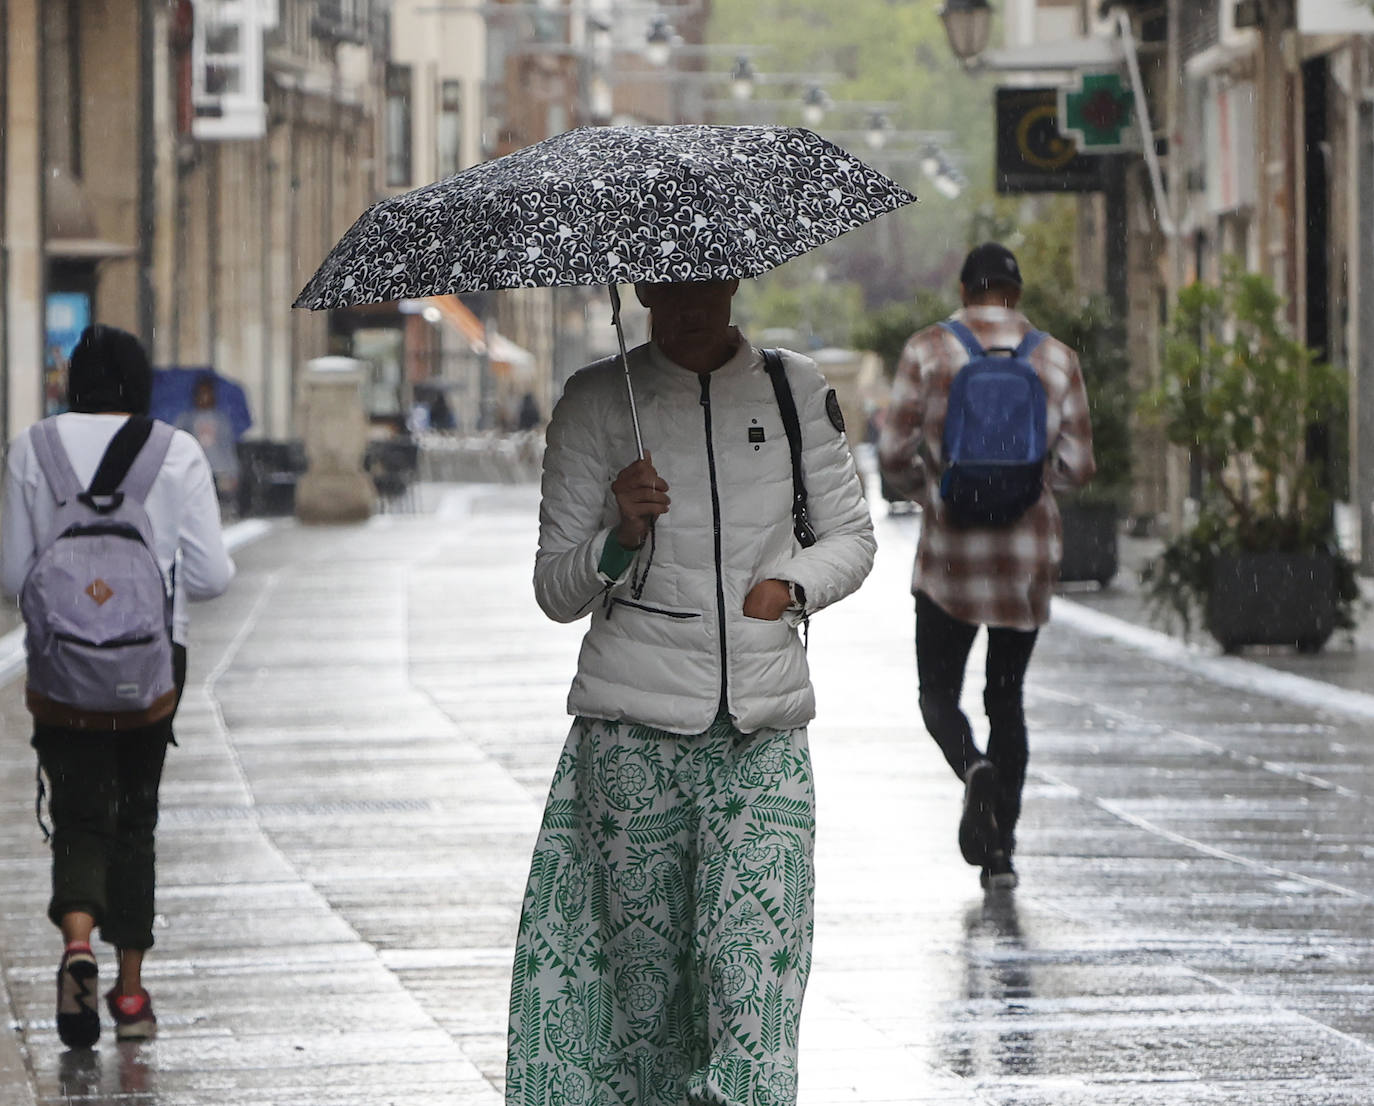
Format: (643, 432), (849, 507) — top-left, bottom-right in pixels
(878, 305), (1096, 630)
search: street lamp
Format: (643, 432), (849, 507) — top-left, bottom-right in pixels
(801, 85), (830, 126)
(730, 55), (755, 101)
(928, 174), (961, 200)
(939, 0), (993, 63)
(865, 112), (891, 150)
(919, 144), (964, 198)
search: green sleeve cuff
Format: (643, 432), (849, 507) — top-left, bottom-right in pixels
(598, 531), (638, 579)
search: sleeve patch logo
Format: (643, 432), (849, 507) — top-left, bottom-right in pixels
(825, 389), (846, 434)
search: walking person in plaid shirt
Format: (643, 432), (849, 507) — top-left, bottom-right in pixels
(879, 243), (1095, 890)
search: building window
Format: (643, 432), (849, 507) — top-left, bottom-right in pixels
(386, 64), (413, 188)
(191, 0), (267, 140)
(437, 80), (463, 180)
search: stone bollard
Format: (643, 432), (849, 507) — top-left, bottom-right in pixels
(294, 356), (377, 524)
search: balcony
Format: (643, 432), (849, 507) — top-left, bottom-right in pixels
(311, 0), (379, 46)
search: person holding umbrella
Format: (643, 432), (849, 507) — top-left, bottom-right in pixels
(173, 373), (242, 507)
(294, 122), (914, 1106)
(506, 277), (875, 1106)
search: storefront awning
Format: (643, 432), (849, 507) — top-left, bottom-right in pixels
(422, 295), (536, 375)
(46, 238), (137, 260)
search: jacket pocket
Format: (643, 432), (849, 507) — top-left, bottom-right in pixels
(732, 612), (797, 647)
(608, 598), (703, 621)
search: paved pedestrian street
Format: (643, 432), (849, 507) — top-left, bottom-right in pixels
(2, 484), (1372, 1105)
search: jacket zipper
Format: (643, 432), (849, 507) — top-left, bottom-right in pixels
(700, 374), (729, 717)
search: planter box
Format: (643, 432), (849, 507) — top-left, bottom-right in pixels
(1058, 501), (1119, 587)
(1205, 552), (1337, 653)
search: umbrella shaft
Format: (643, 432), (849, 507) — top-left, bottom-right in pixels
(608, 285), (645, 459)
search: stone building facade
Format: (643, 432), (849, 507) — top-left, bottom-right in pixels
(1, 0), (386, 443)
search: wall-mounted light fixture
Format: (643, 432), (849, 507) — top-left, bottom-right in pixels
(939, 0), (993, 63)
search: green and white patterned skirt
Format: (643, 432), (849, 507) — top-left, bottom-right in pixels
(506, 713), (816, 1106)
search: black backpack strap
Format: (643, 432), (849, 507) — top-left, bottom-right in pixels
(86, 416), (155, 499)
(118, 420), (175, 503)
(762, 349), (817, 549)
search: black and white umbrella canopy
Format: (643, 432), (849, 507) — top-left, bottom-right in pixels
(294, 124), (917, 310)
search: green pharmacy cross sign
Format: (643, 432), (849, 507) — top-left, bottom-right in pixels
(1057, 72), (1138, 153)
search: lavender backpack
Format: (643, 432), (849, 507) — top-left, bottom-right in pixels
(20, 417), (177, 729)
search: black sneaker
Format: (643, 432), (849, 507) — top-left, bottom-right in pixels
(958, 760), (1001, 867)
(981, 851), (1019, 891)
(57, 945), (100, 1049)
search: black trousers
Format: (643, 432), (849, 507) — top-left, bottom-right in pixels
(915, 592), (1038, 853)
(33, 644), (187, 951)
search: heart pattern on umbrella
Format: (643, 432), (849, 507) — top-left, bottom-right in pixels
(295, 124), (917, 309)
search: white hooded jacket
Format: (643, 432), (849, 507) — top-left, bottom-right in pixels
(535, 336), (876, 735)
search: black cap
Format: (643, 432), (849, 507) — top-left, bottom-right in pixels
(66, 324), (153, 415)
(959, 242), (1023, 292)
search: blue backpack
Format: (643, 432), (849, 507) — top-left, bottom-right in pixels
(938, 319), (1048, 527)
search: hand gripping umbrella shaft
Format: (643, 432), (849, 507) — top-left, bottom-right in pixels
(608, 284), (645, 460)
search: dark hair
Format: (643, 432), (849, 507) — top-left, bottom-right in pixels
(66, 324), (153, 415)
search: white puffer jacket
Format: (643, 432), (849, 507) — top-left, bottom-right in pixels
(534, 336), (876, 735)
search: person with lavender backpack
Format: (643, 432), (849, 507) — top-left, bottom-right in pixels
(1, 324), (234, 1047)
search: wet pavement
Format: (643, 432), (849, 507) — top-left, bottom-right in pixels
(1, 483), (1372, 1104)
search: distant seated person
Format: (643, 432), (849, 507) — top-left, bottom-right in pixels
(174, 375), (240, 504)
(516, 391), (542, 432)
(427, 389), (456, 431)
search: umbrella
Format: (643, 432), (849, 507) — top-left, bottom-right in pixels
(295, 124), (917, 453)
(150, 367), (253, 439)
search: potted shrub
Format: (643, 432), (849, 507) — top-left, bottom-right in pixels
(1021, 293), (1133, 587)
(1139, 262), (1358, 652)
